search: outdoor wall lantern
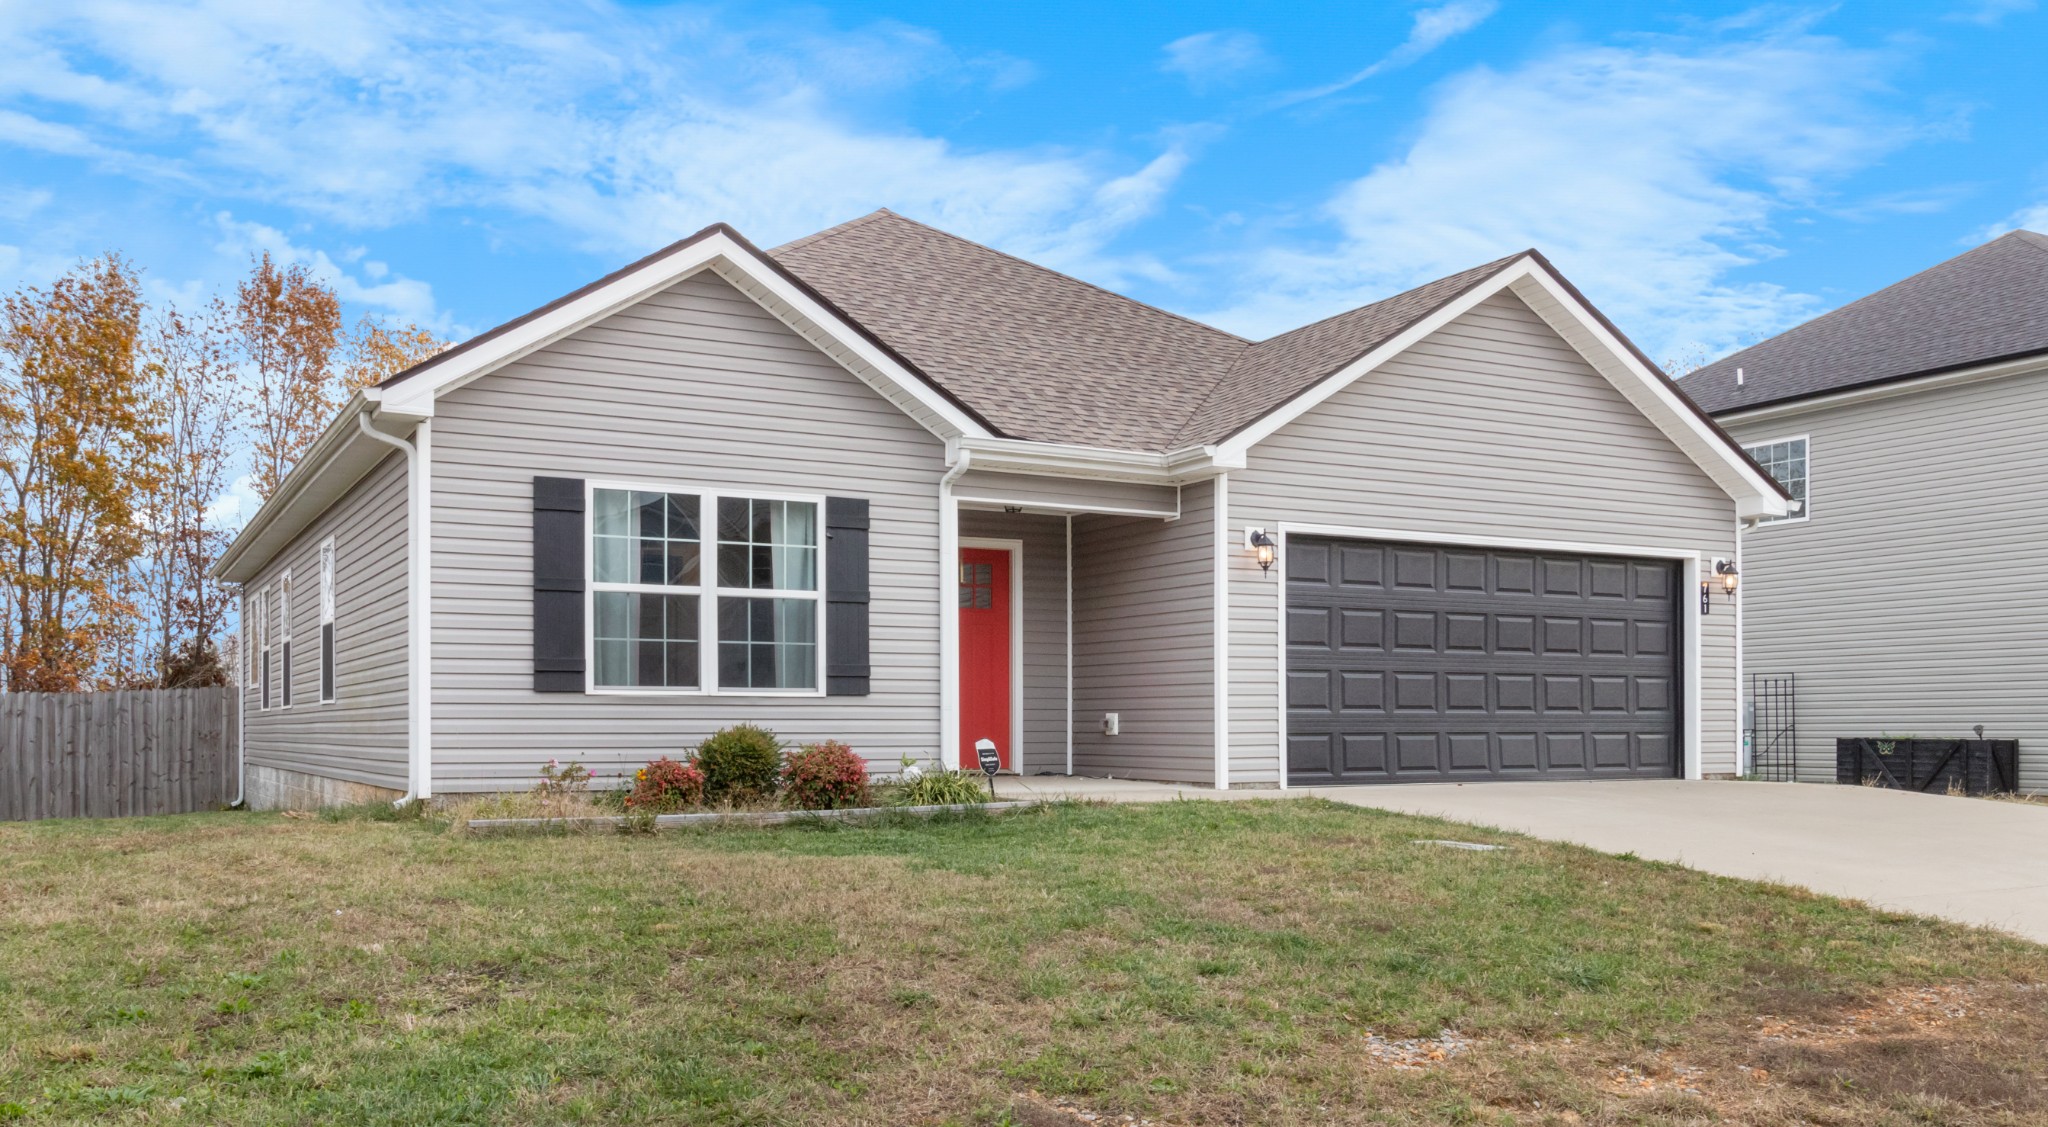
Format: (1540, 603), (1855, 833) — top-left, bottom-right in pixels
(1246, 528), (1278, 573)
(1700, 558), (1738, 613)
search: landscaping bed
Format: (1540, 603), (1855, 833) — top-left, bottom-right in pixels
(4, 800), (2046, 1125)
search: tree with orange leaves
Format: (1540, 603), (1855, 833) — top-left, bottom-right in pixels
(238, 253), (343, 502)
(0, 254), (165, 690)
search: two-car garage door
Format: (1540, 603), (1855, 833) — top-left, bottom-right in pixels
(1286, 536), (1680, 785)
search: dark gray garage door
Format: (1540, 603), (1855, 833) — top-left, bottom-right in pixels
(1287, 536), (1680, 785)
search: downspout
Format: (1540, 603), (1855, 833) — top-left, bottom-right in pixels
(938, 448), (972, 770)
(230, 590), (246, 807)
(356, 410), (433, 807)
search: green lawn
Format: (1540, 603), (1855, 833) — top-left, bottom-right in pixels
(2, 800), (2045, 1125)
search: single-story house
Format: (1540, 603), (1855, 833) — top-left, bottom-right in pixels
(1686, 229), (2048, 791)
(215, 209), (1788, 808)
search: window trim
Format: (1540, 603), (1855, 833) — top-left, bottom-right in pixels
(318, 537), (338, 705)
(255, 585), (271, 712)
(1742, 433), (1810, 527)
(278, 568), (294, 708)
(583, 478), (828, 697)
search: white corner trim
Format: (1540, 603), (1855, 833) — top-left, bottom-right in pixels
(1213, 473), (1231, 790)
(1213, 257), (1788, 518)
(377, 228), (991, 444)
(352, 411), (433, 804)
(1065, 514), (1074, 777)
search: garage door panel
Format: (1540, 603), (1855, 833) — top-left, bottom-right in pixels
(1287, 536), (1680, 785)
(1288, 670), (1330, 711)
(1343, 734), (1387, 773)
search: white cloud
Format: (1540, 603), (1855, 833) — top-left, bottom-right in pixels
(1274, 0), (1498, 107)
(212, 213), (451, 332)
(1159, 30), (1269, 89)
(1208, 24), (1913, 362)
(0, 1), (1181, 284)
(1945, 0), (2035, 25)
(1982, 200), (2048, 240)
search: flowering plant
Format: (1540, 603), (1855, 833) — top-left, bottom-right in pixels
(533, 758), (593, 816)
(625, 757), (706, 812)
(781, 741), (871, 810)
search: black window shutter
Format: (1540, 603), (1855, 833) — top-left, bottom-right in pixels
(533, 476), (586, 692)
(825, 496), (871, 696)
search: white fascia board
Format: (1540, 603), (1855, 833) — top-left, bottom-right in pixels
(378, 230), (990, 444)
(1214, 256), (1787, 517)
(215, 396), (380, 583)
(953, 435), (1236, 483)
(1710, 352), (2048, 427)
(1504, 269), (1788, 516)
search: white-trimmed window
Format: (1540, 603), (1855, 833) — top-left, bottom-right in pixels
(256, 586), (271, 711)
(1744, 436), (1809, 525)
(319, 538), (337, 704)
(278, 569), (294, 708)
(589, 485), (821, 693)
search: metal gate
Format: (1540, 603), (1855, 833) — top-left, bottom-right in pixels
(1746, 673), (1796, 781)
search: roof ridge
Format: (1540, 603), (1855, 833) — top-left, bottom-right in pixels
(2007, 228), (2048, 256)
(768, 208), (897, 255)
(1166, 251), (1530, 447)
(863, 210), (1254, 345)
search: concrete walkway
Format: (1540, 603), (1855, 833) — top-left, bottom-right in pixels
(992, 775), (2048, 943)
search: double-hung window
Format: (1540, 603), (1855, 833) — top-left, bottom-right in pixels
(319, 539), (337, 703)
(589, 486), (820, 692)
(1744, 436), (1809, 524)
(279, 570), (294, 708)
(256, 587), (271, 711)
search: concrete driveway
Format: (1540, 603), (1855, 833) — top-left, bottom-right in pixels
(1307, 780), (2048, 944)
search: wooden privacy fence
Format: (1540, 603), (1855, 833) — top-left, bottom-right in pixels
(1, 687), (239, 821)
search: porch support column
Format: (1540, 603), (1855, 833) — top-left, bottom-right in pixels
(938, 450), (971, 770)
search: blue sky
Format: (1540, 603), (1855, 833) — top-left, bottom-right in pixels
(3, 0), (2045, 375)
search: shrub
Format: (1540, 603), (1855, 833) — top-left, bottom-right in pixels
(626, 757), (706, 813)
(895, 769), (991, 807)
(781, 741), (872, 810)
(694, 724), (783, 802)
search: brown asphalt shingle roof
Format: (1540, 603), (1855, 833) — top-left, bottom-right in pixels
(772, 210), (1529, 450)
(1686, 230), (2048, 415)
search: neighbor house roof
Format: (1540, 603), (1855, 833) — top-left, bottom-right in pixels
(1686, 229), (2048, 416)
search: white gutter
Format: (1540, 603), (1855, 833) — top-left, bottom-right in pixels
(938, 448), (973, 770)
(354, 411), (433, 807)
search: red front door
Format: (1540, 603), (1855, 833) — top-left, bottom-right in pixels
(958, 548), (1012, 770)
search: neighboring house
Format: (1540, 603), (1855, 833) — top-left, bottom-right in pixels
(215, 210), (1787, 809)
(1686, 230), (2048, 790)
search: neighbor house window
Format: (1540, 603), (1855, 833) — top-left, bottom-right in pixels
(1744, 436), (1809, 524)
(588, 486), (819, 692)
(319, 539), (337, 704)
(279, 570), (293, 707)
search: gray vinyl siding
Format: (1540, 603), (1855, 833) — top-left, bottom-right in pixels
(1071, 479), (1217, 782)
(426, 269), (947, 791)
(959, 510), (1070, 772)
(1723, 363), (2048, 791)
(241, 451), (410, 791)
(1227, 292), (1742, 785)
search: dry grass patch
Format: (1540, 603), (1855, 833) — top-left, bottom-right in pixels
(2, 799), (2045, 1125)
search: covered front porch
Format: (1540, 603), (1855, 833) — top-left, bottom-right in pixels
(939, 465), (1224, 786)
